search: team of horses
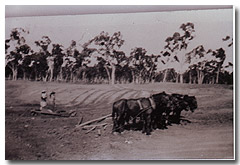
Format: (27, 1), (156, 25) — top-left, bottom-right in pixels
(112, 91), (198, 135)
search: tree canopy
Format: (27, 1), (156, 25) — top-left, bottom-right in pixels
(5, 23), (233, 85)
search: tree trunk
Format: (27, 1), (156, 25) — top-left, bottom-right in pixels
(211, 76), (215, 84)
(8, 64), (18, 81)
(163, 69), (168, 82)
(111, 65), (116, 85)
(82, 71), (86, 82)
(60, 68), (63, 81)
(193, 76), (197, 84)
(216, 67), (220, 84)
(79, 67), (87, 81)
(44, 70), (49, 82)
(199, 76), (204, 84)
(179, 73), (184, 84)
(34, 67), (38, 81)
(23, 72), (26, 80)
(70, 68), (74, 82)
(136, 76), (139, 84)
(176, 73), (182, 83)
(12, 68), (18, 81)
(104, 65), (111, 84)
(149, 69), (154, 83)
(189, 71), (192, 84)
(21, 68), (27, 80)
(197, 70), (205, 84)
(176, 74), (179, 83)
(139, 70), (143, 84)
(49, 68), (54, 82)
(131, 70), (135, 84)
(43, 75), (47, 82)
(8, 74), (12, 80)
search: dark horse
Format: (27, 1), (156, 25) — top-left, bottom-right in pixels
(151, 92), (174, 129)
(169, 94), (198, 124)
(112, 97), (154, 135)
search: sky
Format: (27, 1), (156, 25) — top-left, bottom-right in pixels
(5, 8), (233, 71)
(5, 5), (232, 18)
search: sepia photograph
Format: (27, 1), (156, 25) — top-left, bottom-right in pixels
(5, 5), (234, 160)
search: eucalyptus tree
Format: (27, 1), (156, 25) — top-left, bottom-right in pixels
(186, 45), (206, 84)
(66, 40), (87, 81)
(34, 36), (52, 81)
(129, 47), (147, 83)
(187, 45), (215, 84)
(79, 45), (98, 82)
(222, 35), (233, 74)
(60, 56), (77, 82)
(159, 51), (172, 82)
(164, 22), (195, 83)
(5, 28), (31, 80)
(51, 43), (64, 81)
(210, 48), (226, 84)
(186, 45), (226, 84)
(141, 54), (157, 83)
(35, 36), (52, 55)
(83, 31), (125, 84)
(128, 47), (157, 83)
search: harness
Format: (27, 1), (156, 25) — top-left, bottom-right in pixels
(134, 97), (156, 118)
(149, 97), (156, 110)
(137, 100), (143, 110)
(112, 97), (156, 133)
(137, 97), (156, 111)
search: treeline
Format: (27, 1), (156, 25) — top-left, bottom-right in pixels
(5, 23), (233, 85)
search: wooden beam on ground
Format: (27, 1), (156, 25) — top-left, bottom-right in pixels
(103, 124), (108, 130)
(78, 117), (83, 125)
(82, 123), (108, 129)
(85, 126), (96, 134)
(77, 114), (112, 128)
(31, 109), (70, 117)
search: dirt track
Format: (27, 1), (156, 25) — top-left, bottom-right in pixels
(5, 81), (234, 160)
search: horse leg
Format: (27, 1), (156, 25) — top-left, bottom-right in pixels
(141, 115), (146, 134)
(112, 117), (120, 133)
(161, 113), (168, 129)
(151, 113), (157, 130)
(132, 117), (137, 130)
(146, 114), (152, 135)
(112, 110), (117, 133)
(175, 111), (181, 124)
(118, 114), (126, 133)
(165, 111), (172, 126)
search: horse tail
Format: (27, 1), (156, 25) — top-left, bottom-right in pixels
(112, 103), (117, 121)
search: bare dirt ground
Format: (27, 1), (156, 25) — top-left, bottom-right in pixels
(5, 80), (234, 160)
